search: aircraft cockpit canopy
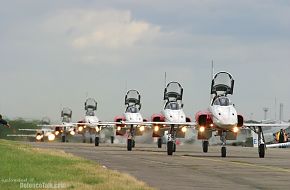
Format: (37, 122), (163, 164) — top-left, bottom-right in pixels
(125, 90), (141, 109)
(164, 82), (183, 101)
(211, 71), (234, 95)
(41, 117), (51, 125)
(85, 98), (97, 111)
(212, 96), (232, 106)
(165, 102), (180, 110)
(126, 106), (140, 113)
(61, 107), (72, 118)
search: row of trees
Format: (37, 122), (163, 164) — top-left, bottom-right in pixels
(0, 118), (40, 140)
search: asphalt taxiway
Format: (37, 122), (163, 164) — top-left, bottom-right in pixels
(30, 142), (290, 190)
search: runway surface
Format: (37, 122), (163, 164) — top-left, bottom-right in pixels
(30, 142), (290, 190)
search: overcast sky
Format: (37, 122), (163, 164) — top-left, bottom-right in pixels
(1, 0), (290, 122)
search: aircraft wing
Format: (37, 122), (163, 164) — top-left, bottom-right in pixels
(266, 142), (290, 148)
(243, 123), (290, 128)
(72, 122), (119, 126)
(19, 129), (40, 132)
(119, 121), (196, 128)
(7, 134), (36, 137)
(37, 124), (75, 127)
(146, 121), (196, 126)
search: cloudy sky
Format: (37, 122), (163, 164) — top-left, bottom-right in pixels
(1, 0), (290, 122)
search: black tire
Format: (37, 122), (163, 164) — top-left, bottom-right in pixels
(173, 143), (176, 152)
(90, 137), (93, 144)
(95, 137), (99, 146)
(61, 135), (66, 143)
(127, 139), (132, 151)
(167, 141), (174, 155)
(203, 141), (209, 153)
(259, 144), (265, 158)
(221, 147), (226, 157)
(157, 138), (162, 148)
(132, 140), (135, 148)
(110, 136), (114, 144)
(82, 139), (86, 143)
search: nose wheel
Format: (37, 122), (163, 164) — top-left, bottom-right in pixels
(221, 146), (226, 157)
(61, 134), (66, 143)
(220, 131), (227, 157)
(127, 139), (132, 151)
(157, 137), (162, 148)
(127, 125), (135, 151)
(95, 136), (99, 146)
(167, 125), (176, 155)
(202, 140), (209, 153)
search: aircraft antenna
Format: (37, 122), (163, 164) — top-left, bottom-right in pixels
(211, 60), (214, 80)
(210, 60), (215, 102)
(164, 72), (167, 89)
(164, 72), (167, 106)
(274, 97), (277, 121)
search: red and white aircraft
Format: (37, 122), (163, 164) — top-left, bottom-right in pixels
(151, 82), (195, 155)
(114, 90), (148, 151)
(38, 107), (78, 142)
(195, 71), (290, 157)
(76, 98), (117, 146)
(7, 117), (57, 142)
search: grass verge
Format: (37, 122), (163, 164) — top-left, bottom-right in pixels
(0, 140), (154, 190)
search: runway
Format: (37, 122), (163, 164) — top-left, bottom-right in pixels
(30, 142), (290, 190)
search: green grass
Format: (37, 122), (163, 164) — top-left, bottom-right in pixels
(0, 140), (154, 190)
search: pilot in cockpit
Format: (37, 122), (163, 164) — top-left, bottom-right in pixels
(86, 110), (95, 116)
(213, 96), (230, 106)
(126, 106), (139, 113)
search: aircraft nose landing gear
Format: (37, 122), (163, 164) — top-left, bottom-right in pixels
(220, 131), (227, 157)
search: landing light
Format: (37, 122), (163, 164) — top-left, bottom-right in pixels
(70, 131), (75, 136)
(78, 126), (83, 132)
(233, 126), (239, 133)
(181, 127), (187, 133)
(36, 135), (43, 141)
(95, 127), (100, 132)
(117, 126), (121, 131)
(139, 126), (145, 132)
(84, 125), (87, 129)
(55, 131), (60, 136)
(210, 124), (214, 127)
(199, 126), (205, 132)
(48, 134), (55, 141)
(154, 126), (159, 132)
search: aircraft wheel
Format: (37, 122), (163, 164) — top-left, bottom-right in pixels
(61, 135), (66, 143)
(132, 140), (135, 148)
(110, 136), (114, 144)
(157, 138), (162, 148)
(82, 139), (86, 143)
(127, 139), (132, 151)
(259, 144), (265, 158)
(95, 137), (99, 146)
(90, 137), (93, 144)
(173, 143), (176, 152)
(167, 141), (174, 155)
(203, 141), (209, 153)
(221, 147), (226, 157)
